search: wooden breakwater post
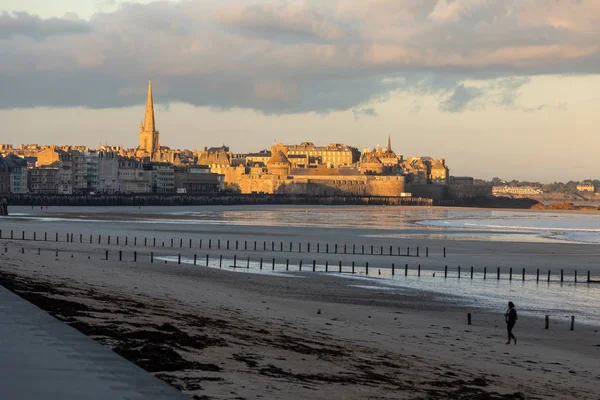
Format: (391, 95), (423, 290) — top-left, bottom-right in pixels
(418, 264), (421, 277)
(352, 261), (355, 274)
(193, 254), (197, 265)
(560, 269), (564, 283)
(105, 250), (109, 260)
(497, 267), (500, 280)
(134, 251), (137, 262)
(574, 270), (577, 283)
(443, 247), (446, 258)
(335, 244), (338, 254)
(119, 250), (122, 261)
(371, 245), (374, 255)
(470, 266), (474, 279)
(467, 313), (472, 326)
(522, 268), (525, 281)
(151, 252), (154, 263)
(483, 267), (487, 280)
(548, 270), (551, 282)
(458, 266), (461, 279)
(299, 260), (302, 271)
(380, 245), (383, 255)
(219, 255), (223, 268)
(313, 260), (316, 272)
(365, 262), (369, 275)
(570, 316), (575, 331)
(260, 257), (263, 270)
(536, 269), (540, 282)
(405, 264), (408, 276)
(509, 268), (513, 281)
(286, 259), (289, 271)
(444, 265), (448, 278)
(206, 254), (209, 266)
(426, 247), (428, 257)
(588, 270), (591, 283)
(339, 261), (342, 273)
(180, 238), (183, 248)
(545, 315), (549, 329)
(416, 247), (419, 257)
(247, 257), (250, 269)
(392, 263), (395, 276)
(325, 261), (328, 272)
(272, 258), (275, 271)
(234, 255), (237, 267)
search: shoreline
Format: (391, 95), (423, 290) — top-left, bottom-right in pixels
(1, 238), (600, 399)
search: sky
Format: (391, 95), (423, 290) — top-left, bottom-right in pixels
(1, 1), (600, 182)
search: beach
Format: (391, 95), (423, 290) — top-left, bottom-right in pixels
(1, 205), (599, 399)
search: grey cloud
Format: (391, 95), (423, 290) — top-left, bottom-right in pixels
(439, 84), (484, 112)
(216, 3), (347, 43)
(352, 107), (378, 120)
(0, 11), (91, 39)
(1, 1), (600, 113)
(523, 102), (568, 112)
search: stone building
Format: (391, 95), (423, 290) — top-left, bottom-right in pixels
(118, 157), (149, 193)
(36, 148), (86, 194)
(98, 151), (119, 193)
(174, 165), (223, 193)
(577, 183), (595, 192)
(136, 80), (161, 162)
(237, 149), (406, 196)
(28, 166), (59, 194)
(430, 159), (449, 184)
(281, 142), (360, 167)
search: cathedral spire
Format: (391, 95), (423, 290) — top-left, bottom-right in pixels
(386, 135), (392, 152)
(143, 79), (155, 133)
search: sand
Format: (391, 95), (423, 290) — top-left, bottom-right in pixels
(1, 231), (599, 399)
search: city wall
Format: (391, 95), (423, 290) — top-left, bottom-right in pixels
(238, 175), (406, 197)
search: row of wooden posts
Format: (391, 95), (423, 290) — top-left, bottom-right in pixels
(467, 312), (577, 331)
(5, 245), (593, 283)
(0, 229), (446, 258)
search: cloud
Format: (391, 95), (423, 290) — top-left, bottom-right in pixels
(215, 3), (347, 42)
(0, 1), (600, 113)
(439, 84), (484, 112)
(522, 102), (568, 113)
(352, 107), (378, 120)
(0, 11), (91, 39)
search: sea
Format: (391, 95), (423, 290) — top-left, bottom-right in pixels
(3, 205), (600, 326)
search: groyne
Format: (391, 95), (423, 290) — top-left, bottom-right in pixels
(2, 194), (433, 207)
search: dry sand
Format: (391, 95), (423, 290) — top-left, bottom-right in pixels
(1, 236), (599, 400)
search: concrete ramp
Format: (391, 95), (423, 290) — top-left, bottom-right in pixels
(0, 286), (189, 400)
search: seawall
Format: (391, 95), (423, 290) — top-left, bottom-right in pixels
(2, 194), (433, 207)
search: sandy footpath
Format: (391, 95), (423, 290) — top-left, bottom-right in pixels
(0, 238), (599, 400)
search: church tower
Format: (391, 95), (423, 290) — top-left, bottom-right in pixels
(385, 135), (392, 153)
(139, 79), (160, 161)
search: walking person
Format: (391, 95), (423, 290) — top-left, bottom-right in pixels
(505, 301), (518, 345)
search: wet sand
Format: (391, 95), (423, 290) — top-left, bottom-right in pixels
(1, 233), (599, 399)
